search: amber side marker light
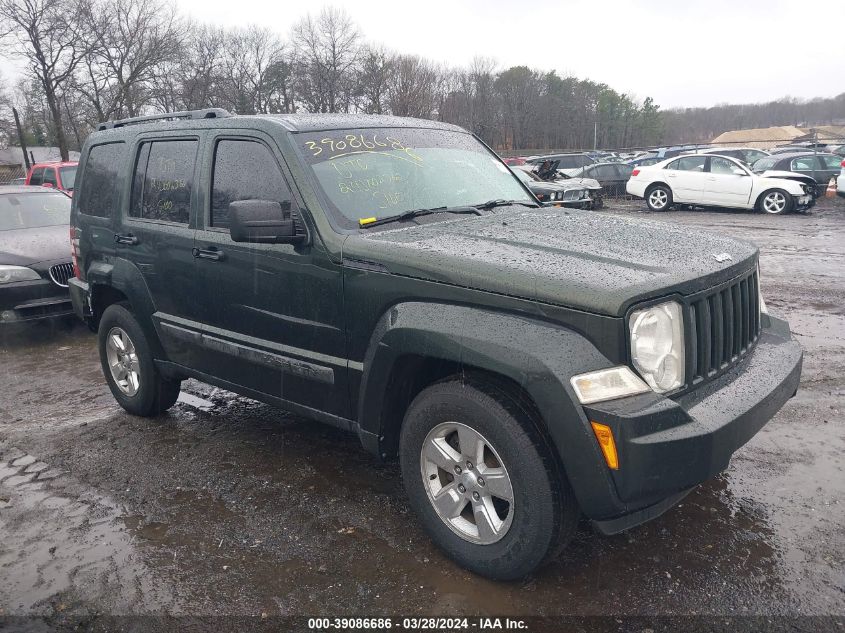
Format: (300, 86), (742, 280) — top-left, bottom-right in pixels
(591, 422), (619, 470)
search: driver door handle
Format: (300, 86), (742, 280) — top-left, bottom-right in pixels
(114, 233), (139, 245)
(192, 247), (225, 261)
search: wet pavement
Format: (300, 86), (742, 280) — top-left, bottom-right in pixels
(1, 197), (843, 622)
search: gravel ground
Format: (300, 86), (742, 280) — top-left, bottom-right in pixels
(1, 195), (843, 627)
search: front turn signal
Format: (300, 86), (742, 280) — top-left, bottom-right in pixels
(591, 422), (619, 470)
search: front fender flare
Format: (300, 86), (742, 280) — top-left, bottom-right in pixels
(358, 301), (626, 518)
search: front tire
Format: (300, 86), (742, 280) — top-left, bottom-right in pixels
(98, 303), (181, 417)
(646, 184), (672, 211)
(399, 377), (578, 580)
(757, 189), (793, 215)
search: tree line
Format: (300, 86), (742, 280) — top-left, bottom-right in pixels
(1, 0), (842, 161)
(0, 1), (666, 160)
(662, 93), (845, 144)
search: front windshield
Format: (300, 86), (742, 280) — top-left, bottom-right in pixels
(296, 127), (531, 229)
(59, 166), (77, 190)
(0, 192), (71, 230)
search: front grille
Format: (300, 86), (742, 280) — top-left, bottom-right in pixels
(48, 262), (74, 288)
(686, 268), (761, 384)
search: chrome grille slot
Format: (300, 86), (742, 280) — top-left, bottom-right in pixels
(48, 262), (74, 288)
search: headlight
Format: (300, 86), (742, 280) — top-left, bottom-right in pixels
(629, 301), (685, 393)
(0, 265), (40, 284)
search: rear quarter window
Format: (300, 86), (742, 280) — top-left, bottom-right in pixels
(29, 168), (44, 185)
(78, 142), (126, 217)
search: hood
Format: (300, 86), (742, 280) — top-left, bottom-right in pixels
(759, 170), (818, 185)
(344, 208), (757, 317)
(0, 224), (71, 267)
(562, 176), (602, 190)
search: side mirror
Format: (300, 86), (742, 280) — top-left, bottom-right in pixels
(228, 199), (304, 244)
(731, 168), (747, 176)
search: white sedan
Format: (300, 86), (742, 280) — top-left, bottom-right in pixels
(626, 154), (815, 214)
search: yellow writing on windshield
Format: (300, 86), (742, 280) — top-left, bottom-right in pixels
(305, 133), (422, 164)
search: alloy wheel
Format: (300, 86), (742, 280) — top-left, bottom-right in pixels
(762, 191), (787, 214)
(420, 421), (514, 544)
(105, 326), (141, 396)
(649, 188), (668, 210)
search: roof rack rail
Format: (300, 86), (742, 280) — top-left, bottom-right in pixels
(97, 108), (232, 131)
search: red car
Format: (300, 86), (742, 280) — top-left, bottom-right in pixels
(502, 156), (526, 166)
(25, 161), (78, 195)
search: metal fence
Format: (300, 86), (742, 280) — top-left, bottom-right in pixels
(0, 165), (27, 185)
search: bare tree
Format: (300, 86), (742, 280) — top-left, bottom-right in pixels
(77, 0), (182, 121)
(0, 0), (90, 159)
(291, 6), (360, 113)
(387, 55), (442, 119)
(356, 44), (393, 114)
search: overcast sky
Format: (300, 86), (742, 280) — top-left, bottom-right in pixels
(2, 0), (844, 109)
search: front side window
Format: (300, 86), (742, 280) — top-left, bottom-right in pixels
(130, 140), (197, 224)
(821, 155), (843, 169)
(710, 157), (740, 174)
(210, 140), (291, 228)
(296, 128), (530, 229)
(78, 143), (125, 217)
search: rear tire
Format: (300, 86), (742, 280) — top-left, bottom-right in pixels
(399, 376), (579, 580)
(646, 184), (672, 211)
(757, 188), (793, 215)
(98, 303), (181, 417)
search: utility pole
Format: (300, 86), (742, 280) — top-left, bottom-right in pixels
(12, 107), (30, 171)
(593, 122), (598, 150)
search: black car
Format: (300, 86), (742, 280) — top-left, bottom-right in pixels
(752, 152), (842, 196)
(0, 186), (74, 323)
(511, 166), (592, 209)
(567, 162), (634, 196)
(69, 109), (801, 580)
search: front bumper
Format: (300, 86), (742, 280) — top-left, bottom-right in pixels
(584, 314), (802, 533)
(0, 278), (73, 323)
(794, 193), (814, 210)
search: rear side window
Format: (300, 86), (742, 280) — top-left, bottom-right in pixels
(676, 156), (707, 172)
(790, 156), (817, 171)
(130, 140), (197, 224)
(29, 168), (44, 185)
(78, 143), (125, 217)
(210, 140), (290, 228)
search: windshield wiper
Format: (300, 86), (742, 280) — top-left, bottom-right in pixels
(472, 199), (539, 210)
(360, 206), (482, 229)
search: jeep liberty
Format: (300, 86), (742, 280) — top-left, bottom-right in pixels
(68, 109), (803, 580)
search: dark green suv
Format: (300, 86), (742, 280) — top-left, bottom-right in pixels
(69, 110), (803, 580)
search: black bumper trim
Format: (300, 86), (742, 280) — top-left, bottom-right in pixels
(591, 487), (694, 535)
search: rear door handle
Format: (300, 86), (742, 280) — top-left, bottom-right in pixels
(114, 233), (139, 245)
(192, 247), (225, 261)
